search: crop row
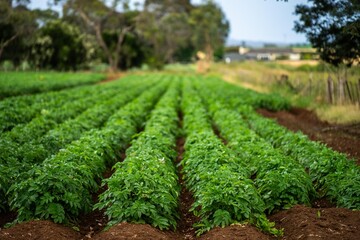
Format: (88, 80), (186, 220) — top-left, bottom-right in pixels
(96, 79), (181, 230)
(0, 76), (161, 212)
(203, 76), (290, 111)
(181, 78), (280, 235)
(241, 109), (360, 209)
(0, 72), (105, 98)
(1, 73), (358, 236)
(7, 79), (168, 223)
(0, 77), (120, 134)
(195, 75), (359, 210)
(194, 79), (315, 213)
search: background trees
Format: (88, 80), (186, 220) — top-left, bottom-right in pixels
(294, 0), (360, 67)
(189, 0), (229, 62)
(0, 0), (37, 63)
(0, 0), (230, 71)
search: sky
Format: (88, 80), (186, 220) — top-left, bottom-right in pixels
(29, 0), (309, 44)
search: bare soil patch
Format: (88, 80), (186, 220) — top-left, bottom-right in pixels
(269, 205), (360, 240)
(0, 220), (81, 240)
(92, 222), (173, 240)
(199, 224), (271, 240)
(98, 73), (125, 84)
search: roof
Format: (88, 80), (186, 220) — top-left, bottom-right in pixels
(247, 48), (295, 54)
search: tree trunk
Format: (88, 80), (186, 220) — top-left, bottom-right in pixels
(0, 33), (19, 61)
(78, 9), (117, 72)
(113, 26), (131, 72)
(0, 46), (4, 61)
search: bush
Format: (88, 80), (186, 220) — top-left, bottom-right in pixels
(1, 60), (15, 71)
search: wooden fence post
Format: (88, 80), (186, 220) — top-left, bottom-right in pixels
(345, 80), (353, 103)
(358, 79), (360, 107)
(338, 78), (345, 105)
(327, 76), (333, 104)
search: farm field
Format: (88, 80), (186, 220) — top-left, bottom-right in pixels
(0, 72), (105, 99)
(0, 73), (359, 240)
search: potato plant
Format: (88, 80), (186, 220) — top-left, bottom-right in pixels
(0, 78), (161, 213)
(7, 80), (169, 223)
(0, 72), (105, 98)
(181, 79), (280, 236)
(242, 109), (360, 209)
(195, 82), (315, 212)
(96, 80), (181, 230)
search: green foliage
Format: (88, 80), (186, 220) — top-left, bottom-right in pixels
(96, 81), (181, 230)
(2, 71), (358, 237)
(193, 77), (315, 213)
(240, 107), (360, 209)
(200, 75), (290, 111)
(32, 20), (87, 70)
(294, 0), (360, 67)
(0, 80), (101, 133)
(0, 80), (133, 212)
(0, 60), (14, 71)
(189, 0), (229, 60)
(6, 76), (168, 220)
(0, 1), (37, 61)
(181, 78), (281, 236)
(0, 72), (105, 98)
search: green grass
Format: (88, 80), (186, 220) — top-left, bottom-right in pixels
(0, 71), (105, 98)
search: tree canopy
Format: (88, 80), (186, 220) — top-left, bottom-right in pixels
(0, 0), (230, 71)
(294, 0), (360, 67)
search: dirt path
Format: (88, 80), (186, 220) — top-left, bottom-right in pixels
(98, 73), (125, 84)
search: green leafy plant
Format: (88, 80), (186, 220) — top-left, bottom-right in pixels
(181, 79), (281, 236)
(7, 78), (169, 222)
(96, 81), (181, 230)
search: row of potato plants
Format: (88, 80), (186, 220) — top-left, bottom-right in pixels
(2, 85), (120, 145)
(6, 79), (169, 223)
(194, 79), (315, 213)
(0, 72), (105, 98)
(240, 108), (360, 209)
(25, 77), (157, 164)
(203, 76), (290, 111)
(0, 76), (159, 212)
(95, 79), (181, 230)
(0, 77), (121, 134)
(197, 75), (358, 209)
(181, 78), (280, 236)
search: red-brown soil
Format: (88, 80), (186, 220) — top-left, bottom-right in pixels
(1, 107), (359, 240)
(199, 224), (272, 240)
(92, 222), (173, 240)
(269, 205), (360, 240)
(0, 220), (81, 240)
(98, 73), (125, 84)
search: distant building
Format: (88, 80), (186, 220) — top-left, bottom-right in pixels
(245, 48), (300, 61)
(224, 52), (247, 63)
(224, 47), (318, 63)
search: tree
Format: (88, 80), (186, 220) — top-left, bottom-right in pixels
(62, 0), (134, 72)
(31, 20), (87, 70)
(294, 0), (360, 67)
(189, 0), (229, 62)
(136, 0), (193, 68)
(0, 0), (37, 60)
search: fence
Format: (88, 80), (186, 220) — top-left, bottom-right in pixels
(276, 74), (360, 106)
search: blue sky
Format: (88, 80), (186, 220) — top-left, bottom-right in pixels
(29, 0), (309, 44)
